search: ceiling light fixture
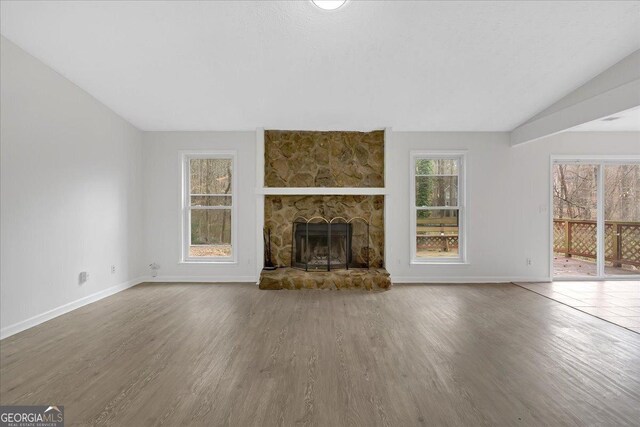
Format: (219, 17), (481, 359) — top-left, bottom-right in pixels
(312, 0), (347, 11)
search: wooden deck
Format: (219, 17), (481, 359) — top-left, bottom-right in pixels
(554, 255), (638, 277)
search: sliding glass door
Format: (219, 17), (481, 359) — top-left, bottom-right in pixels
(604, 164), (640, 276)
(552, 159), (640, 279)
(553, 163), (599, 277)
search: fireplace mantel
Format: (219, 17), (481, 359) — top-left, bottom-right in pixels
(258, 187), (386, 196)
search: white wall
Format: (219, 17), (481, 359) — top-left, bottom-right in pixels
(142, 131), (257, 282)
(387, 131), (640, 282)
(2, 35), (638, 340)
(141, 129), (639, 284)
(0, 37), (144, 337)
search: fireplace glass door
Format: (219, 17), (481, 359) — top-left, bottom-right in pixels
(291, 219), (369, 271)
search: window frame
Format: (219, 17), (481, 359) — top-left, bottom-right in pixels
(410, 150), (467, 264)
(549, 155), (640, 281)
(180, 150), (238, 264)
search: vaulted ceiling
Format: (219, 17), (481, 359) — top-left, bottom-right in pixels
(1, 1), (639, 131)
(572, 106), (640, 132)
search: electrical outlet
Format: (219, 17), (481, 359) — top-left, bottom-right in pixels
(79, 271), (88, 284)
(111, 265), (116, 274)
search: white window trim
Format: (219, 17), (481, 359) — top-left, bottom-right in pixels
(180, 150), (238, 264)
(410, 150), (467, 264)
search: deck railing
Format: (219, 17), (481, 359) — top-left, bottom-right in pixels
(553, 219), (640, 267)
(416, 220), (459, 253)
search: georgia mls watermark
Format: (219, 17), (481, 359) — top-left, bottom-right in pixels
(0, 406), (64, 427)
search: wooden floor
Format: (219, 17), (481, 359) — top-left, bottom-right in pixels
(2, 283), (640, 426)
(516, 280), (640, 333)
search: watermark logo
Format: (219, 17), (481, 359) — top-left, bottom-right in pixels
(0, 405), (64, 427)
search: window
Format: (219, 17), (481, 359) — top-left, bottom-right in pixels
(410, 151), (466, 263)
(182, 152), (236, 263)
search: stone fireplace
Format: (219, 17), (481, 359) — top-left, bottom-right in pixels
(259, 130), (390, 290)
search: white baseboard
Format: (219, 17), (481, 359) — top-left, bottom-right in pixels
(0, 276), (146, 340)
(392, 276), (552, 284)
(146, 275), (258, 283)
(149, 275), (549, 284)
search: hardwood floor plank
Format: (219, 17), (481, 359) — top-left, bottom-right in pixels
(2, 283), (640, 426)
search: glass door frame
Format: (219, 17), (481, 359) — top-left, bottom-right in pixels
(550, 154), (640, 281)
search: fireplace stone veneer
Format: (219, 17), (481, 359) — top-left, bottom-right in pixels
(264, 130), (384, 188)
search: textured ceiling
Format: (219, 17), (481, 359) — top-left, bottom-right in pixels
(1, 1), (639, 131)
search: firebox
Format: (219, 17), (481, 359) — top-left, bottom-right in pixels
(291, 217), (369, 271)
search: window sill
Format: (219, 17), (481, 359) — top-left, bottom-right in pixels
(180, 259), (237, 265)
(410, 260), (469, 265)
